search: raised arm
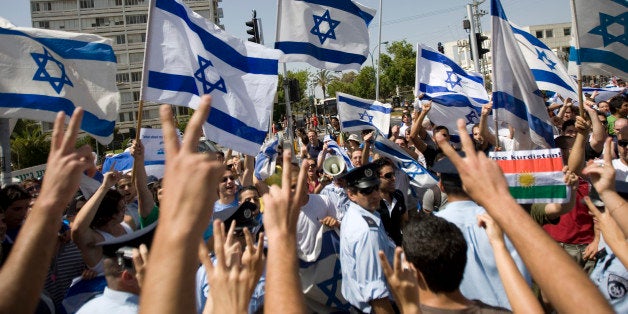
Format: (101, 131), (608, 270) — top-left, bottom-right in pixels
(409, 102), (430, 153)
(140, 96), (224, 314)
(361, 131), (374, 166)
(0, 109), (94, 313)
(241, 155), (254, 187)
(130, 139), (156, 219)
(479, 103), (498, 147)
(585, 197), (628, 268)
(477, 214), (543, 313)
(568, 115), (591, 176)
(584, 102), (606, 153)
(263, 150), (306, 314)
(436, 119), (613, 313)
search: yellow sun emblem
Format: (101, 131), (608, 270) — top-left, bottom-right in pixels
(518, 172), (535, 187)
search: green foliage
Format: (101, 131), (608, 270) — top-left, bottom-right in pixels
(311, 69), (336, 99)
(379, 40), (416, 99)
(10, 119), (50, 169)
(327, 71), (358, 97)
(276, 70), (310, 121)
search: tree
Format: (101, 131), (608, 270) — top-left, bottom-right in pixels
(276, 70), (310, 122)
(327, 71), (358, 97)
(311, 69), (336, 98)
(10, 119), (50, 169)
(379, 40), (416, 99)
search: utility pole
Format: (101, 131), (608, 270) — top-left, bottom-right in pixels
(470, 0), (488, 77)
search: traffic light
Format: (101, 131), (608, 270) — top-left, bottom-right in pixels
(289, 78), (301, 102)
(245, 18), (260, 43)
(475, 33), (489, 58)
(437, 42), (444, 54)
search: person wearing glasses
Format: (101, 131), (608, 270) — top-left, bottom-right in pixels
(374, 158), (408, 247)
(613, 119), (628, 182)
(339, 163), (396, 314)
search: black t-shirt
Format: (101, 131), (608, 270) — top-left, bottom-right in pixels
(377, 190), (407, 246)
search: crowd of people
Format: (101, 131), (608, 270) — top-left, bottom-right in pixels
(1, 85), (628, 313)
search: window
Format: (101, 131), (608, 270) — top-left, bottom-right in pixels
(115, 34), (126, 44)
(119, 112), (134, 122)
(133, 91), (141, 101)
(545, 29), (553, 38)
(125, 0), (146, 5)
(127, 33), (146, 43)
(129, 52), (144, 64)
(80, 0), (94, 9)
(535, 30), (543, 38)
(120, 92), (134, 103)
(131, 71), (142, 82)
(115, 0), (123, 5)
(126, 14), (147, 25)
(564, 28), (571, 36)
(33, 2), (52, 11)
(115, 53), (129, 64)
(38, 21), (50, 29)
(142, 109), (158, 120)
(116, 73), (130, 83)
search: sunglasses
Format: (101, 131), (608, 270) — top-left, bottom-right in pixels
(221, 175), (236, 183)
(358, 185), (379, 195)
(618, 140), (628, 148)
(380, 172), (395, 180)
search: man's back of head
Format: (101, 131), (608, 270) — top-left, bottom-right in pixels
(402, 214), (467, 293)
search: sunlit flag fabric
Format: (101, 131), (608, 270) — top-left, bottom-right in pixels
(143, 0), (282, 156)
(414, 43), (490, 138)
(568, 0), (627, 78)
(275, 0), (376, 71)
(511, 23), (578, 101)
(0, 18), (119, 144)
(373, 135), (438, 189)
(336, 92), (391, 137)
(326, 139), (354, 171)
(489, 148), (569, 204)
(254, 135), (280, 181)
(491, 0), (555, 150)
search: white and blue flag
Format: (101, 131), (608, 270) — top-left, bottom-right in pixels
(336, 92), (391, 137)
(491, 0), (555, 149)
(254, 135), (280, 181)
(373, 135), (438, 189)
(583, 86), (625, 103)
(415, 43), (490, 136)
(568, 0), (627, 78)
(511, 23), (578, 101)
(275, 0), (376, 71)
(0, 18), (119, 144)
(326, 139), (354, 171)
(143, 0), (282, 156)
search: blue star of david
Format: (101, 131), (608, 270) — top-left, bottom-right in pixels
(588, 12), (627, 47)
(358, 110), (374, 123)
(310, 10), (341, 45)
(316, 259), (350, 309)
(465, 110), (480, 124)
(31, 47), (73, 94)
(444, 71), (462, 89)
(535, 48), (556, 70)
(194, 56), (227, 95)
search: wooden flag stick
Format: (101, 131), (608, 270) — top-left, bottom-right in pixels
(131, 99), (144, 184)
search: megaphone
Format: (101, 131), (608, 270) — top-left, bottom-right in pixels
(322, 155), (346, 177)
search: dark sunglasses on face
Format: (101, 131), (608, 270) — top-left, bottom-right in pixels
(381, 172), (395, 180)
(221, 175), (236, 183)
(358, 185), (379, 195)
(618, 140), (628, 148)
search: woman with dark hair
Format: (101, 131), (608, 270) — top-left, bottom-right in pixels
(71, 171), (132, 275)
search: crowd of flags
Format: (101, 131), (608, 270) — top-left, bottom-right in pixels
(0, 0), (625, 180)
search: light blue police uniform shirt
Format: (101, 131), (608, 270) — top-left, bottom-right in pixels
(340, 201), (396, 313)
(590, 236), (628, 313)
(436, 200), (531, 310)
(320, 183), (350, 221)
(76, 287), (139, 314)
(195, 259), (265, 314)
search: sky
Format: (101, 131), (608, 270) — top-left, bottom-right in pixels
(2, 0), (572, 94)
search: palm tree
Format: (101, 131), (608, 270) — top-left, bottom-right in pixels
(311, 69), (336, 98)
(10, 120), (50, 169)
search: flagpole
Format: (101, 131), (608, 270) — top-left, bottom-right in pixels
(282, 63), (295, 161)
(570, 0), (584, 117)
(375, 0), (383, 101)
(0, 119), (12, 186)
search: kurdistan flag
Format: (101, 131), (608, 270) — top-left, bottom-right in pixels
(489, 148), (569, 204)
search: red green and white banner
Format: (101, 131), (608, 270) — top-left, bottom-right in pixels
(489, 148), (569, 204)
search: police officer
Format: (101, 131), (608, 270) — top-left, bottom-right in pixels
(339, 163), (396, 313)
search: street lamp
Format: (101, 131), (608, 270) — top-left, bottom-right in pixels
(370, 41), (388, 101)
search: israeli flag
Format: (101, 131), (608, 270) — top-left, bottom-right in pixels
(415, 43), (490, 136)
(511, 23), (578, 101)
(568, 0), (627, 78)
(254, 135), (280, 181)
(336, 92), (391, 138)
(373, 135), (438, 189)
(143, 0), (282, 156)
(275, 0), (376, 71)
(583, 86), (625, 103)
(491, 0), (555, 149)
(0, 18), (119, 144)
(326, 139), (354, 171)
